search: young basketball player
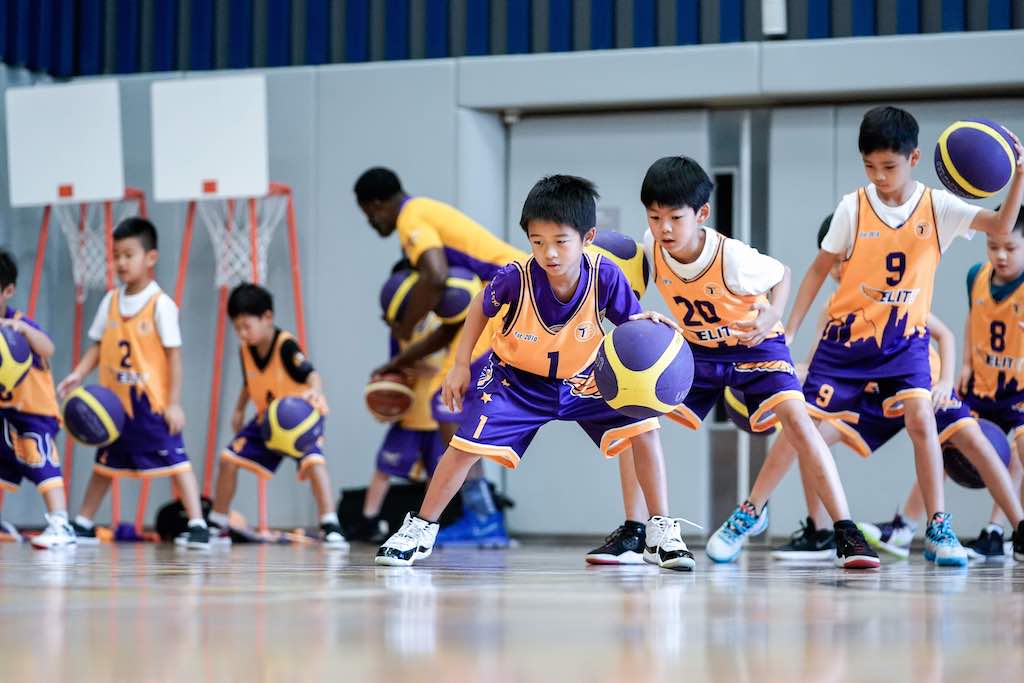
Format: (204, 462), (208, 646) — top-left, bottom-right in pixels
(0, 249), (75, 548)
(355, 168), (524, 547)
(57, 218), (209, 549)
(208, 283), (347, 548)
(376, 175), (695, 569)
(605, 156), (878, 568)
(782, 106), (1024, 566)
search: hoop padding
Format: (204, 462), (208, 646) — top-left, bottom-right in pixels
(52, 190), (146, 301)
(196, 188), (289, 288)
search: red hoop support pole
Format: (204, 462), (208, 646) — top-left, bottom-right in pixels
(274, 184), (308, 350)
(27, 207), (50, 318)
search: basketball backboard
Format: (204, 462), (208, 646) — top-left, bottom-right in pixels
(151, 74), (269, 201)
(4, 80), (126, 207)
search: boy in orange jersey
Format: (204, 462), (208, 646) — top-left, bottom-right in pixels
(0, 249), (75, 548)
(208, 283), (346, 548)
(376, 175), (695, 570)
(785, 107), (1024, 566)
(57, 218), (208, 549)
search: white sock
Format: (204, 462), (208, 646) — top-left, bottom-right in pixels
(50, 510), (68, 522)
(187, 518), (207, 529)
(320, 512), (339, 526)
(905, 519), (918, 533)
(985, 523), (1003, 535)
(208, 511), (229, 528)
(75, 515), (94, 530)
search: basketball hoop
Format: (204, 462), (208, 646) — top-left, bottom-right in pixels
(177, 182), (307, 534)
(27, 188), (148, 537)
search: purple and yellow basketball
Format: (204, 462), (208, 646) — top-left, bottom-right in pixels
(0, 325), (32, 393)
(62, 384), (126, 447)
(380, 266), (481, 324)
(935, 119), (1020, 199)
(942, 418), (1010, 489)
(724, 387), (779, 436)
(262, 396), (324, 459)
(586, 231), (650, 299)
(595, 319), (694, 419)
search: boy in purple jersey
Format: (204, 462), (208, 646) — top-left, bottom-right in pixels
(376, 175), (696, 570)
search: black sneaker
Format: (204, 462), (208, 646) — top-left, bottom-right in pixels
(175, 524), (211, 550)
(585, 521), (646, 565)
(965, 527), (1005, 560)
(320, 522), (350, 550)
(1014, 522), (1024, 562)
(834, 522), (880, 569)
(70, 520), (100, 546)
(771, 517), (835, 561)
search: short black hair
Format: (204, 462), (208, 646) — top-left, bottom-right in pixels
(227, 283), (274, 319)
(640, 156), (714, 211)
(0, 249), (17, 289)
(858, 106), (919, 157)
(518, 175), (599, 237)
(112, 217), (158, 251)
(354, 167), (403, 203)
(817, 214), (834, 248)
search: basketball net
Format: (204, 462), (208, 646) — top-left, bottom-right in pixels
(27, 188), (149, 536)
(179, 182), (306, 534)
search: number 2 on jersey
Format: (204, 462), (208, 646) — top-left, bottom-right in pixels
(672, 296), (721, 327)
(118, 340), (133, 368)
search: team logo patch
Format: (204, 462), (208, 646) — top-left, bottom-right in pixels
(734, 360), (795, 375)
(137, 319), (152, 335)
(860, 284), (919, 305)
(1014, 303), (1024, 318)
(663, 279), (672, 285)
(704, 284), (720, 297)
(914, 222), (932, 239)
(563, 370), (602, 400)
(575, 321), (596, 342)
(476, 362), (494, 389)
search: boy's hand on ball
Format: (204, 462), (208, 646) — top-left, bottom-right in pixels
(733, 302), (780, 346)
(1003, 127), (1024, 168)
(165, 404), (186, 435)
(442, 364), (470, 413)
(302, 389), (330, 415)
(629, 311), (683, 335)
(56, 372), (81, 400)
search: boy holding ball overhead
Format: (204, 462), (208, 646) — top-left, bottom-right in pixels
(208, 283), (347, 548)
(376, 175), (695, 570)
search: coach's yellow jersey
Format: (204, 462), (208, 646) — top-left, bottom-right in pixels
(653, 230), (783, 349)
(99, 290), (169, 416)
(825, 188), (939, 352)
(968, 261), (1024, 399)
(242, 330), (310, 416)
(396, 197), (525, 281)
(0, 309), (59, 418)
(491, 253), (604, 378)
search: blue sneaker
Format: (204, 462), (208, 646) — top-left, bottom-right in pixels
(924, 512), (968, 567)
(705, 501), (768, 563)
(434, 511), (511, 549)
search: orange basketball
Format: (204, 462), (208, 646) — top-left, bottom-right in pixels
(364, 372), (415, 422)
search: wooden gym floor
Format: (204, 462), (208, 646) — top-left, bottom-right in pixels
(0, 541), (1021, 682)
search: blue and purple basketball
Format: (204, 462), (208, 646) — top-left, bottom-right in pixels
(62, 384), (126, 447)
(942, 418), (1011, 489)
(587, 231), (650, 299)
(380, 266), (480, 324)
(594, 319), (694, 419)
(0, 325), (32, 393)
(724, 387), (779, 436)
(935, 119), (1020, 199)
(263, 396), (325, 458)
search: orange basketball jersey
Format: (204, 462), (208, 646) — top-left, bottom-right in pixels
(242, 330), (309, 416)
(825, 188), (939, 350)
(652, 231), (783, 349)
(0, 310), (59, 418)
(99, 289), (170, 417)
(490, 254), (604, 379)
(968, 262), (1024, 399)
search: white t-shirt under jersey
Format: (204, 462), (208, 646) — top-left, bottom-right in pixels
(642, 226), (786, 296)
(87, 281), (182, 348)
(821, 182), (980, 257)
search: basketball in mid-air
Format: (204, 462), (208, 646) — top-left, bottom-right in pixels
(62, 384), (126, 447)
(935, 118), (1019, 198)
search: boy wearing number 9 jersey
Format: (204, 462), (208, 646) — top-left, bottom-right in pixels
(57, 218), (209, 549)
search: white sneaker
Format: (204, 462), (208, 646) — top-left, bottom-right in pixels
(643, 516), (696, 571)
(375, 513), (439, 567)
(706, 501), (768, 564)
(30, 514), (77, 549)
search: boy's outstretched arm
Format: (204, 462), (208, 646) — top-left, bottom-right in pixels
(926, 312), (956, 411)
(969, 131), (1024, 236)
(373, 324), (459, 377)
(56, 343), (101, 398)
(785, 250), (837, 343)
(441, 291), (489, 413)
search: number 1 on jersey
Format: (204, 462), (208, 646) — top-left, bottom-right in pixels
(547, 351), (559, 379)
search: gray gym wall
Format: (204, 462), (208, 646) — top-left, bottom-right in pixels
(0, 29), (1022, 537)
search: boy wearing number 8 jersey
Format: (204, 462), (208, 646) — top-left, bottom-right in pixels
(785, 106), (1024, 566)
(57, 218), (209, 549)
